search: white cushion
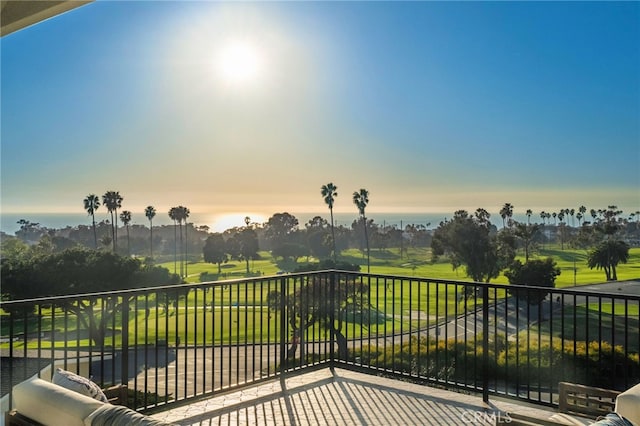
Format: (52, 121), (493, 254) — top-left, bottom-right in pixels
(616, 383), (640, 426)
(13, 377), (104, 426)
(53, 368), (108, 402)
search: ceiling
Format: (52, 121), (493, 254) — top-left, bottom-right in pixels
(1, 0), (93, 37)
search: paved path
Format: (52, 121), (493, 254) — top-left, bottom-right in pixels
(571, 279), (640, 296)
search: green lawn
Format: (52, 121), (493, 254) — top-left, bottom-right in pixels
(160, 245), (640, 289)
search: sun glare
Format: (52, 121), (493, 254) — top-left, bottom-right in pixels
(211, 213), (266, 232)
(216, 41), (263, 86)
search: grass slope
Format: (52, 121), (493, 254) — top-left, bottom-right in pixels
(161, 246), (640, 288)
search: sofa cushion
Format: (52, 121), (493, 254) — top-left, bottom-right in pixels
(615, 383), (640, 426)
(13, 377), (105, 426)
(84, 404), (177, 426)
(592, 413), (634, 426)
(53, 368), (108, 403)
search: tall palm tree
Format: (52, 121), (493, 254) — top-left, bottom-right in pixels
(579, 205), (587, 222)
(102, 191), (123, 252)
(570, 208), (576, 227)
(321, 182), (338, 263)
(170, 205), (190, 278)
(145, 206), (156, 258)
(353, 188), (370, 273)
(83, 194), (100, 249)
(168, 207), (179, 274)
(179, 206), (190, 278)
(525, 209), (533, 225)
(119, 210), (132, 256)
(499, 203), (514, 228)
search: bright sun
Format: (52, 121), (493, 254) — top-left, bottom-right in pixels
(216, 41), (263, 86)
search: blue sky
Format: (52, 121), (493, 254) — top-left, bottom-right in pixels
(2, 1), (639, 220)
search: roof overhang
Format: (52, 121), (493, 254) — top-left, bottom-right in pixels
(1, 0), (93, 37)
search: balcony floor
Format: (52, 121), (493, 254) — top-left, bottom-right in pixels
(149, 368), (584, 425)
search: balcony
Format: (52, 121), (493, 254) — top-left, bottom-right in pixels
(2, 271), (639, 424)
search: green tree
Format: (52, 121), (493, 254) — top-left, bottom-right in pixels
(513, 222), (540, 262)
(119, 210), (132, 256)
(505, 258), (561, 305)
(202, 233), (228, 274)
(352, 188), (370, 273)
(1, 248), (179, 345)
(102, 191), (123, 252)
(588, 240), (630, 281)
(15, 220), (45, 243)
(268, 264), (363, 361)
(305, 218), (332, 260)
(321, 182), (338, 262)
(145, 205), (156, 258)
(83, 194), (100, 249)
(431, 209), (515, 284)
(225, 227), (259, 274)
(265, 212), (299, 252)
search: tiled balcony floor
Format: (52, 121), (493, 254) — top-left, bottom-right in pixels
(150, 368), (585, 426)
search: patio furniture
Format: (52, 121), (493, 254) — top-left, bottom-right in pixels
(5, 376), (175, 426)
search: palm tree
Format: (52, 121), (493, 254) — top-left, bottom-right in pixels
(102, 191), (123, 252)
(321, 183), (338, 262)
(170, 205), (190, 278)
(145, 206), (156, 258)
(525, 209), (533, 225)
(179, 206), (190, 278)
(119, 210), (132, 255)
(168, 207), (179, 274)
(570, 208), (575, 227)
(353, 188), (370, 273)
(579, 205), (587, 221)
(588, 240), (630, 281)
(499, 203), (514, 228)
(83, 194), (100, 249)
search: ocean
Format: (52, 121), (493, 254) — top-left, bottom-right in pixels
(0, 211), (522, 236)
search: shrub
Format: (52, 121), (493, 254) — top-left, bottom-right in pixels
(354, 336), (639, 391)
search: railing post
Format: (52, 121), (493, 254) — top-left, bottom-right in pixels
(121, 296), (129, 387)
(482, 285), (489, 403)
(279, 276), (287, 375)
(330, 270), (336, 365)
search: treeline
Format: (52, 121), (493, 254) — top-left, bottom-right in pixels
(432, 205), (637, 286)
(4, 207), (639, 263)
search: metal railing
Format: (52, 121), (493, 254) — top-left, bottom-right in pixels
(1, 271), (639, 412)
